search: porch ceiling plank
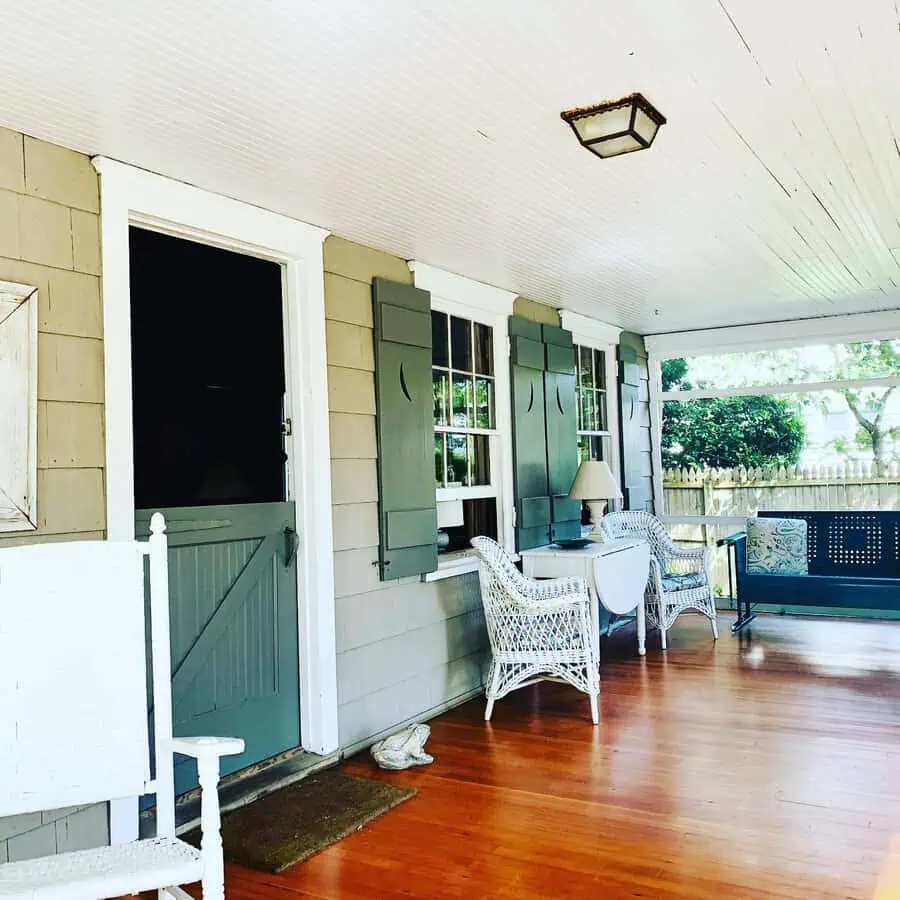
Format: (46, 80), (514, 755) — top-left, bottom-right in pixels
(2, 3), (900, 332)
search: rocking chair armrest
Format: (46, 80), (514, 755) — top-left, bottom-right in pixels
(170, 736), (246, 760)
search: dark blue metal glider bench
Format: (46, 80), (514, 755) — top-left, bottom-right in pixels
(719, 510), (900, 631)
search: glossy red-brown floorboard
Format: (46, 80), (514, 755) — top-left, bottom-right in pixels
(177, 613), (900, 898)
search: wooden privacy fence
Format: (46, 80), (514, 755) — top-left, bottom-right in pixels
(663, 462), (900, 597)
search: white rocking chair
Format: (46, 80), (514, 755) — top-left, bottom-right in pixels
(0, 514), (244, 900)
(470, 537), (599, 724)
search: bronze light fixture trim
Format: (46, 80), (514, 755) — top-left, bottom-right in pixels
(560, 93), (667, 158)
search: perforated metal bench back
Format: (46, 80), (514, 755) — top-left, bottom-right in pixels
(759, 510), (900, 578)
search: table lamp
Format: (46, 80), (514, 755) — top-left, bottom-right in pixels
(569, 460), (623, 531)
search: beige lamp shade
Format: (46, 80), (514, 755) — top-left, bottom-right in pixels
(569, 460), (622, 501)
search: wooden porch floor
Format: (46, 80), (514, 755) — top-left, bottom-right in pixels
(215, 613), (900, 898)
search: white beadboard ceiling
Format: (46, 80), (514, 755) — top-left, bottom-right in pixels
(3, 0), (900, 334)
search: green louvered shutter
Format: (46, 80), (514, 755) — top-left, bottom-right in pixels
(509, 317), (580, 550)
(542, 324), (581, 542)
(372, 278), (438, 579)
(618, 344), (652, 511)
(509, 317), (551, 550)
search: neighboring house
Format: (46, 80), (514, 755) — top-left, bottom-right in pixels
(0, 126), (653, 861)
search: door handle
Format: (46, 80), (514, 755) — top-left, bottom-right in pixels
(284, 527), (299, 568)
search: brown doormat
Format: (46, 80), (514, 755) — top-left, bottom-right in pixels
(184, 770), (415, 874)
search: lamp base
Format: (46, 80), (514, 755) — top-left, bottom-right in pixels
(585, 500), (608, 531)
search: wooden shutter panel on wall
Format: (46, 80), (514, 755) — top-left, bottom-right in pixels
(542, 324), (581, 542)
(509, 317), (550, 551)
(372, 278), (438, 579)
(618, 344), (653, 511)
(509, 317), (580, 551)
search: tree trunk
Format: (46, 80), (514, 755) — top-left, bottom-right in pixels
(842, 390), (883, 476)
(872, 432), (887, 477)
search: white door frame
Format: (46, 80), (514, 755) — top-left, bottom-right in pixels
(93, 158), (339, 839)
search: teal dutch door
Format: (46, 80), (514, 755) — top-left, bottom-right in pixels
(129, 227), (301, 797)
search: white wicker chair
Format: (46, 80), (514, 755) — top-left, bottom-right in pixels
(470, 536), (599, 724)
(598, 511), (718, 649)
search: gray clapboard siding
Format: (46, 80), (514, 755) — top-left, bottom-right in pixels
(332, 503), (379, 552)
(338, 652), (488, 753)
(325, 320), (375, 370)
(331, 459), (378, 505)
(323, 236), (489, 749)
(52, 805), (109, 854)
(0, 804), (108, 863)
(327, 366), (375, 415)
(329, 413), (377, 460)
(324, 272), (373, 327)
(0, 130), (105, 551)
(336, 574), (481, 653)
(337, 609), (486, 706)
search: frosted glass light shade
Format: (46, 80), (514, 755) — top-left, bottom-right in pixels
(569, 460), (622, 501)
(561, 93), (666, 159)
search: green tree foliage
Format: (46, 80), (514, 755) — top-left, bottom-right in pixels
(660, 357), (690, 391)
(662, 360), (805, 469)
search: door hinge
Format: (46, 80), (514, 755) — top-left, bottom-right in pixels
(282, 418), (293, 436)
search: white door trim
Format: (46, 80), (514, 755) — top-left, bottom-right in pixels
(93, 161), (339, 827)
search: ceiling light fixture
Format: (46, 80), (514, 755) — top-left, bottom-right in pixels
(560, 93), (666, 159)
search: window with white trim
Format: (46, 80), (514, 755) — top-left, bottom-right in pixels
(412, 263), (515, 576)
(432, 310), (499, 553)
(560, 310), (624, 521)
(575, 343), (613, 464)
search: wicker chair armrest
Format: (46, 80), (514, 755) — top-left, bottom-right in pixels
(660, 544), (711, 577)
(528, 575), (589, 600)
(515, 576), (590, 612)
(520, 594), (591, 614)
(666, 543), (707, 561)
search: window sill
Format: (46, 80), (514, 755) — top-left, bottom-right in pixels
(425, 553), (479, 582)
(424, 546), (519, 582)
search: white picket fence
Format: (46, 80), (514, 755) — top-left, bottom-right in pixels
(663, 462), (900, 597)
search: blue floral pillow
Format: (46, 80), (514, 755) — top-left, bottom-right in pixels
(746, 517), (808, 575)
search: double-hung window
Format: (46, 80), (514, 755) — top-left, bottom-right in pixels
(412, 263), (516, 578)
(432, 312), (497, 549)
(560, 310), (623, 489)
(575, 344), (614, 464)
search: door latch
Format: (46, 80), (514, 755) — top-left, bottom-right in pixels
(284, 526), (299, 567)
